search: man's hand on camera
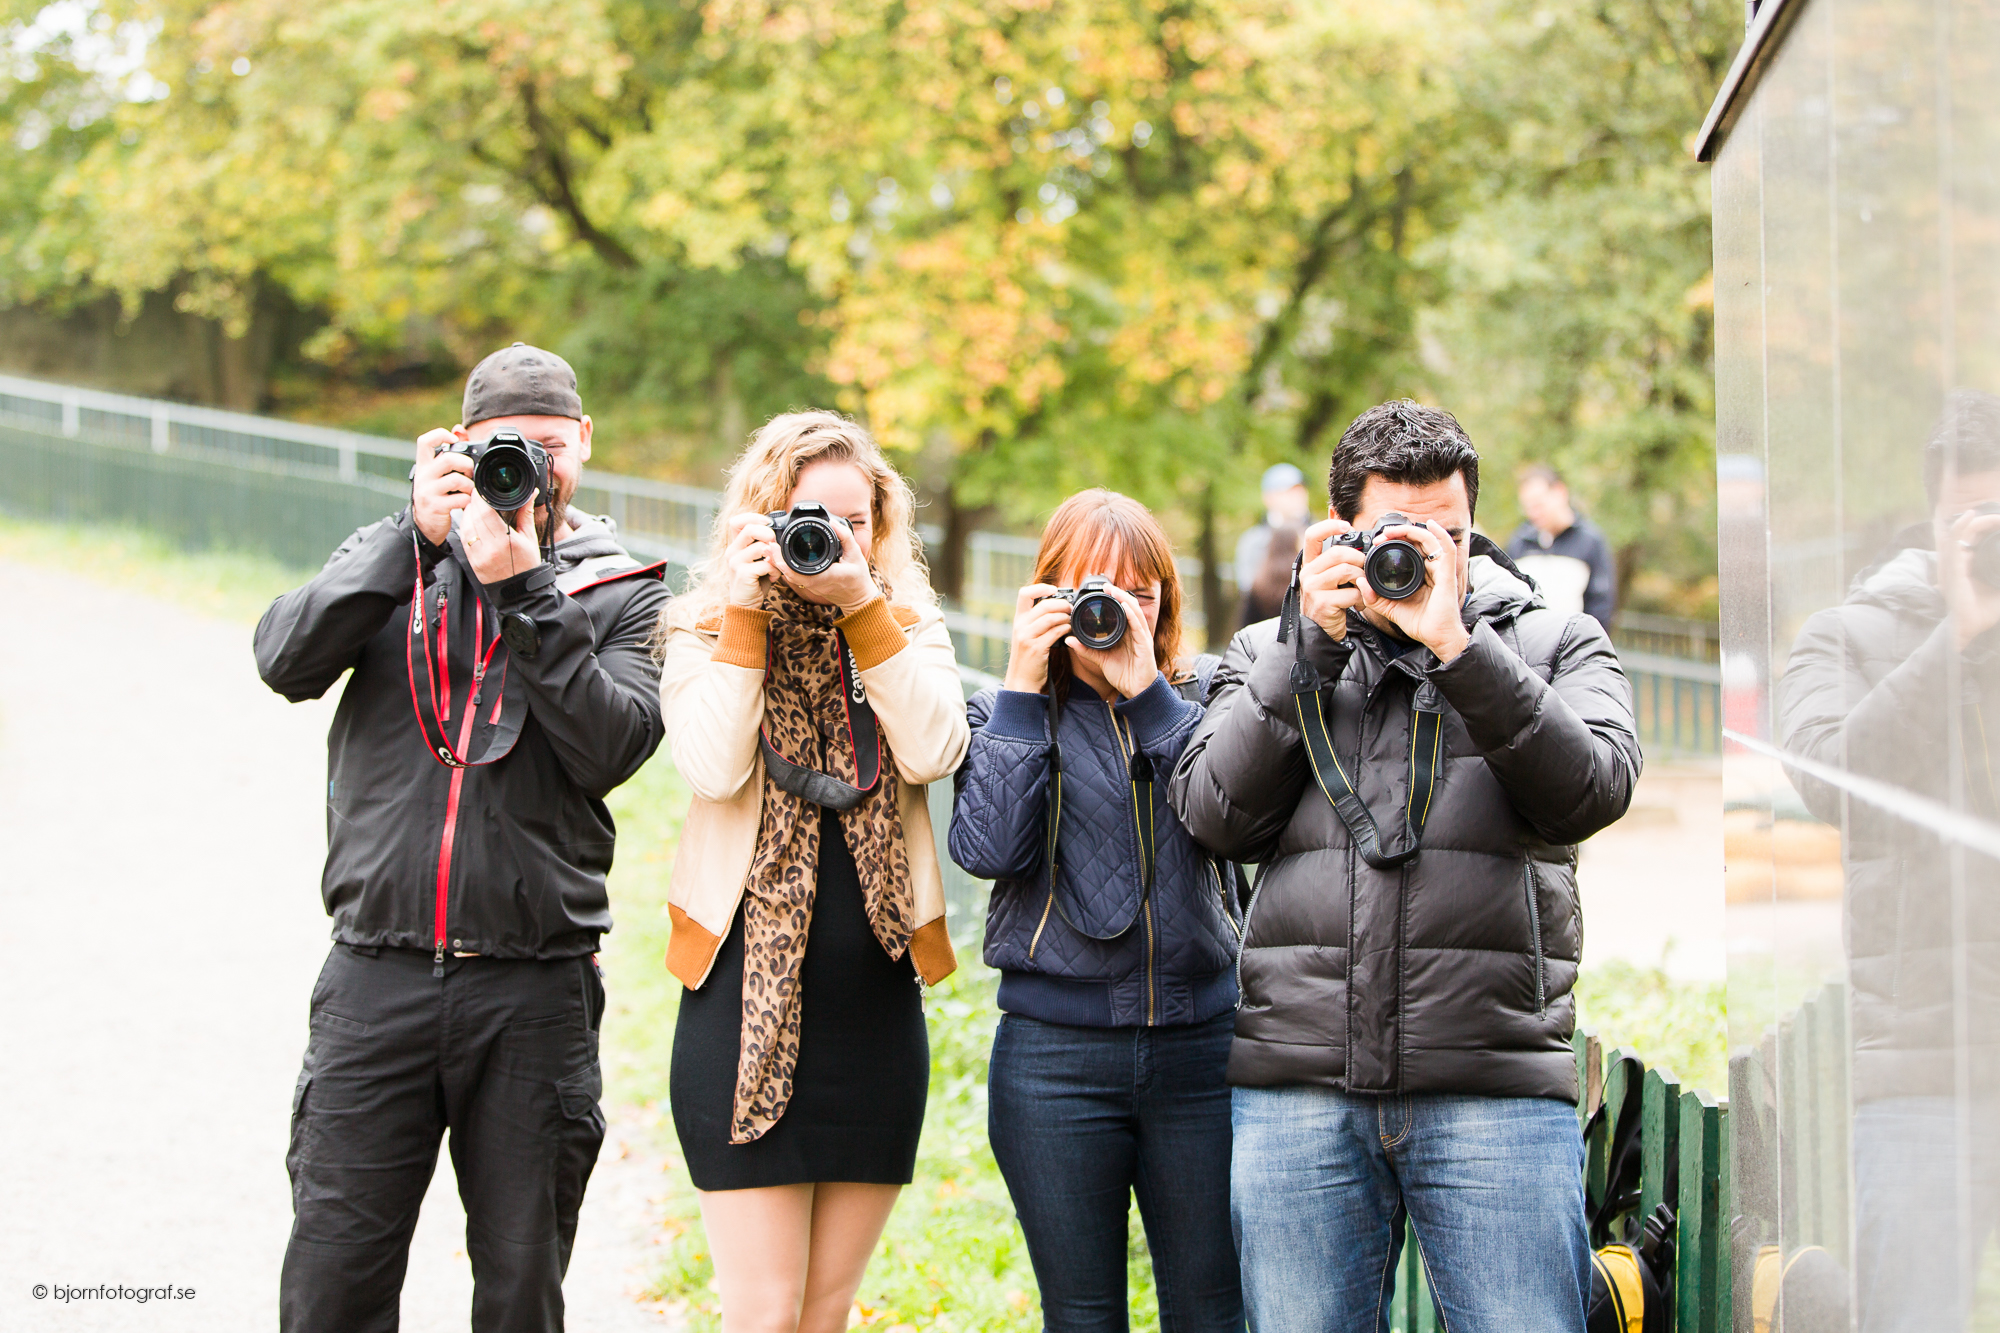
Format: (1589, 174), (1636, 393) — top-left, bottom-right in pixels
(1944, 508), (2000, 651)
(725, 511), (779, 608)
(1002, 584), (1073, 694)
(461, 492), (544, 586)
(777, 518), (880, 615)
(1066, 584), (1158, 700)
(1298, 518), (1365, 642)
(1362, 518), (1470, 663)
(412, 426), (474, 546)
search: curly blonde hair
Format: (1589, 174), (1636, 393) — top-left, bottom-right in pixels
(670, 411), (933, 626)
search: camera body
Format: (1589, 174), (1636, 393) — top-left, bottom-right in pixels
(435, 430), (552, 515)
(1969, 503), (2000, 588)
(767, 502), (853, 577)
(1053, 575), (1128, 650)
(1332, 512), (1428, 601)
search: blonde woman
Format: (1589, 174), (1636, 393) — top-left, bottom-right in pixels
(657, 411), (967, 1333)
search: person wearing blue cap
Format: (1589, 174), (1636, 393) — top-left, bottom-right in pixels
(1234, 463), (1311, 602)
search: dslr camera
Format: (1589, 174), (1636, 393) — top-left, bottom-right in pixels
(1052, 576), (1127, 650)
(1333, 512), (1429, 601)
(435, 429), (552, 515)
(767, 502), (853, 577)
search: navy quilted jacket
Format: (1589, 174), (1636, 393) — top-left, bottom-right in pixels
(950, 673), (1241, 1027)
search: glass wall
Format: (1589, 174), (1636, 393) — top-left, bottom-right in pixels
(1712, 1), (2000, 1326)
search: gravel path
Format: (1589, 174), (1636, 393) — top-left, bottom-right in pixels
(0, 558), (678, 1331)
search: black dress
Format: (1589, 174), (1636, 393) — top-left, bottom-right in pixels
(670, 809), (930, 1190)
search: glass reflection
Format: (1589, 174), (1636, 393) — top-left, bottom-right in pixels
(1713, 0), (2000, 1328)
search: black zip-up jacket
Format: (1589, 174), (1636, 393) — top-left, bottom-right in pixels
(950, 672), (1241, 1028)
(1170, 544), (1639, 1101)
(254, 507), (670, 960)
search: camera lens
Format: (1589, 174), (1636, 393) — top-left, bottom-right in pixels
(1071, 592), (1127, 650)
(784, 520), (839, 576)
(475, 442), (539, 512)
(1367, 540), (1425, 600)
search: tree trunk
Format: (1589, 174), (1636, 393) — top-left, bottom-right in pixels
(935, 483), (990, 605)
(1198, 482), (1227, 650)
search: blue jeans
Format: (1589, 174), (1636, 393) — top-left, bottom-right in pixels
(1853, 1097), (2000, 1333)
(1231, 1086), (1587, 1333)
(987, 1013), (1243, 1333)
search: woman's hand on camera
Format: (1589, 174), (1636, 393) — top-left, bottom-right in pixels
(777, 517), (880, 614)
(412, 427), (474, 546)
(725, 511), (779, 608)
(1002, 585), (1073, 694)
(1067, 584), (1158, 700)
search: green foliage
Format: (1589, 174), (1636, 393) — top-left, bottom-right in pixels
(0, 0), (1740, 606)
(1575, 959), (1728, 1096)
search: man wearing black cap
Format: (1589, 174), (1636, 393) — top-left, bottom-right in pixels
(254, 343), (672, 1332)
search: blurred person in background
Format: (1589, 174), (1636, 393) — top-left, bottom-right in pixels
(655, 412), (967, 1333)
(1235, 463), (1313, 598)
(951, 489), (1244, 1333)
(1237, 526), (1301, 629)
(255, 343), (672, 1332)
(1506, 464), (1616, 631)
(1173, 401), (1639, 1333)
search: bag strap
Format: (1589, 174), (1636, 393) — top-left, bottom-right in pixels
(1278, 551), (1443, 870)
(758, 633), (883, 812)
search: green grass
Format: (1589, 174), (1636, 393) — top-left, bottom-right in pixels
(0, 513), (308, 621)
(1574, 960), (1729, 1097)
(8, 511), (1735, 1328)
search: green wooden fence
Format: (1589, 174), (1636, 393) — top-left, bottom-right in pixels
(1387, 1031), (1732, 1333)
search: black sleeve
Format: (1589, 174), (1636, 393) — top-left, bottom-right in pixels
(485, 568), (671, 798)
(254, 509), (441, 702)
(1427, 615), (1641, 845)
(1584, 527), (1619, 631)
(1168, 624), (1338, 863)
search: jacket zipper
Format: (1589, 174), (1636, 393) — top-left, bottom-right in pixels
(1212, 860), (1242, 940)
(1525, 861), (1546, 1014)
(1234, 864), (1263, 1009)
(1028, 891), (1055, 959)
(1107, 706), (1158, 1026)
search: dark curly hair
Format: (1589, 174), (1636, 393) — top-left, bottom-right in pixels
(1327, 399), (1481, 523)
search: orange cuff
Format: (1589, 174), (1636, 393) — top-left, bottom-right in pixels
(838, 596), (909, 670)
(666, 903), (723, 989)
(712, 604), (773, 669)
(909, 917), (958, 985)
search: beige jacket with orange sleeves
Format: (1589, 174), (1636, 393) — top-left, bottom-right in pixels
(658, 595), (968, 990)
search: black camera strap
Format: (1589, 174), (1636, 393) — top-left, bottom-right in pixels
(1277, 551), (1443, 870)
(758, 633), (884, 811)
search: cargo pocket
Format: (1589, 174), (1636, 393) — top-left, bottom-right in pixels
(291, 1069), (313, 1116)
(556, 1062), (602, 1121)
(287, 1069), (314, 1178)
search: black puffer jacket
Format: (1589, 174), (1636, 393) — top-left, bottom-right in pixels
(1776, 544), (2000, 1103)
(951, 672), (1241, 1027)
(1170, 546), (1640, 1100)
(255, 507), (670, 960)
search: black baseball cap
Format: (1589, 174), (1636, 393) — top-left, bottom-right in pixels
(462, 342), (582, 425)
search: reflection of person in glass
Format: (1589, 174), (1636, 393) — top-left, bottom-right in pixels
(1776, 389), (2000, 1333)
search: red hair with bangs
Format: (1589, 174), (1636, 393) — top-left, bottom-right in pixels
(1032, 489), (1187, 681)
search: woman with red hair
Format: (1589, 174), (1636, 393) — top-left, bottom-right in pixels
(949, 489), (1244, 1331)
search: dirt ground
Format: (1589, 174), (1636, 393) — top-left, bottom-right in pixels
(0, 558), (675, 1331)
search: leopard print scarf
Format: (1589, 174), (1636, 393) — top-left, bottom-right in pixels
(732, 579), (916, 1143)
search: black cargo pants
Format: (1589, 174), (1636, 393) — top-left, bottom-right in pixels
(280, 944), (606, 1333)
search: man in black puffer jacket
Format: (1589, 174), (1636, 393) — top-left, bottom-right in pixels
(255, 344), (670, 1333)
(1170, 401), (1639, 1333)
